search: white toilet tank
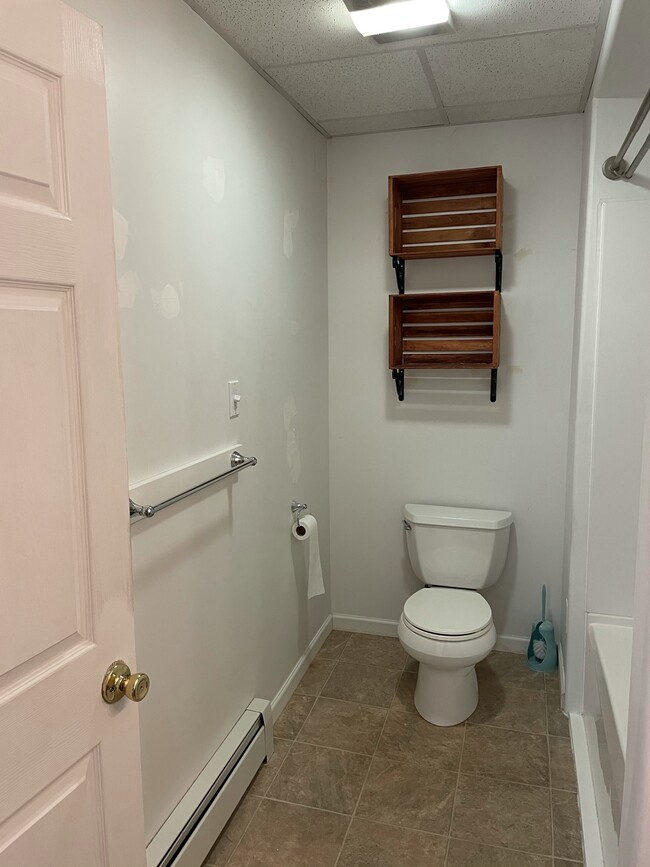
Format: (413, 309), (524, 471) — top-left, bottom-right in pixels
(404, 504), (513, 589)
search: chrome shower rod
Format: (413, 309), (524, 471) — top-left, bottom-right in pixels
(603, 87), (650, 180)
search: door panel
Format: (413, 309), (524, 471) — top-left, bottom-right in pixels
(0, 284), (90, 678)
(1, 750), (106, 867)
(0, 51), (67, 212)
(0, 3), (146, 864)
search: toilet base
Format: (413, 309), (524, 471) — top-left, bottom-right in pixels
(414, 663), (478, 727)
(398, 613), (496, 727)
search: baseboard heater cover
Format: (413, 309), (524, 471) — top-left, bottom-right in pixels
(146, 698), (273, 867)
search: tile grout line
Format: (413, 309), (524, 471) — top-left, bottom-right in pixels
(222, 794), (263, 867)
(547, 692), (556, 864)
(290, 630), (354, 741)
(456, 769), (562, 793)
(259, 630), (358, 867)
(332, 660), (402, 867)
(443, 721), (466, 867)
(445, 834), (574, 862)
(263, 794), (360, 820)
(294, 737), (379, 759)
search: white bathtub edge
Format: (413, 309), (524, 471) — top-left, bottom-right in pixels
(571, 711), (605, 867)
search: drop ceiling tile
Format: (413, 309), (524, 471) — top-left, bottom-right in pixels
(187, 0), (602, 68)
(187, 0), (376, 67)
(447, 0), (601, 38)
(425, 27), (596, 106)
(322, 108), (445, 136)
(270, 53), (435, 120)
(446, 93), (581, 124)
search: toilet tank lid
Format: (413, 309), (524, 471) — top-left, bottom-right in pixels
(404, 504), (513, 530)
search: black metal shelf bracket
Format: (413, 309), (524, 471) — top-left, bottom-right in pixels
(490, 250), (502, 403)
(392, 368), (405, 401)
(390, 251), (502, 403)
(392, 256), (405, 294)
(392, 257), (406, 400)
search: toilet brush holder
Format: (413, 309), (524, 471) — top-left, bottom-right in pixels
(526, 585), (558, 672)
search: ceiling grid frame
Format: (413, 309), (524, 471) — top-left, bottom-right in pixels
(185, 0), (612, 137)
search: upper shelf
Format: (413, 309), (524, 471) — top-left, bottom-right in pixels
(388, 165), (503, 260)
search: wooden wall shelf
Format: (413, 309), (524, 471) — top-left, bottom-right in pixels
(387, 165), (504, 402)
(389, 166), (502, 260)
(389, 291), (500, 370)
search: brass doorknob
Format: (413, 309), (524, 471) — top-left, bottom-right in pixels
(102, 660), (150, 704)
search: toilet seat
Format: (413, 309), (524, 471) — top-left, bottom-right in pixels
(403, 587), (493, 641)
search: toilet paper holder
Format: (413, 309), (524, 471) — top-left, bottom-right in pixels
(291, 500), (308, 526)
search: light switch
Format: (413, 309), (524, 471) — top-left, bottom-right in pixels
(228, 380), (241, 418)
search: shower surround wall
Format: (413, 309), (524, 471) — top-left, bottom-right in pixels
(328, 116), (583, 646)
(68, 0), (329, 844)
(563, 96), (650, 713)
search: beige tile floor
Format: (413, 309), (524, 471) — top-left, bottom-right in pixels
(202, 631), (583, 867)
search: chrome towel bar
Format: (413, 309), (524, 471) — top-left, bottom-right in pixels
(129, 450), (258, 520)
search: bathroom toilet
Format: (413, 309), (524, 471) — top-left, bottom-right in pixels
(398, 504), (513, 727)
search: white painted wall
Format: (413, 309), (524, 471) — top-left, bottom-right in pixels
(328, 116), (583, 644)
(68, 0), (329, 843)
(563, 98), (650, 711)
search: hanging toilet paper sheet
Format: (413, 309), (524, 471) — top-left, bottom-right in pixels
(291, 514), (325, 598)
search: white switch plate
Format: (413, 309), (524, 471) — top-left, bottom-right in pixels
(228, 380), (240, 418)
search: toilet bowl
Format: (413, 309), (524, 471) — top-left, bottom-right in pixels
(398, 504), (513, 727)
(398, 587), (497, 726)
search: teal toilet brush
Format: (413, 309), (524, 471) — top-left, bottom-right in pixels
(526, 584), (557, 672)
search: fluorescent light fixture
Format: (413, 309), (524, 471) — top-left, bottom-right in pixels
(348, 0), (450, 37)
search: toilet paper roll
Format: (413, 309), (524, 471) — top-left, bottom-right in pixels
(292, 514), (325, 599)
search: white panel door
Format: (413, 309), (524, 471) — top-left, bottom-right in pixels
(0, 2), (147, 865)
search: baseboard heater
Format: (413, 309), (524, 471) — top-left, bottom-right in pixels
(146, 698), (274, 867)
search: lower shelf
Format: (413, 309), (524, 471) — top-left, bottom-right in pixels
(389, 290), (501, 402)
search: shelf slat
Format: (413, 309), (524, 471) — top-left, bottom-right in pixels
(402, 212), (497, 229)
(401, 195), (496, 216)
(402, 324), (493, 337)
(403, 226), (496, 245)
(402, 291), (494, 309)
(402, 309), (493, 324)
(397, 354), (494, 369)
(403, 338), (493, 352)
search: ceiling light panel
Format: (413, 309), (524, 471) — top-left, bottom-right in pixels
(344, 0), (451, 37)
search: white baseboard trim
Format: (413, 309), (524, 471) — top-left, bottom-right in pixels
(570, 712), (605, 867)
(333, 614), (399, 637)
(333, 613), (528, 652)
(271, 615), (332, 720)
(494, 634), (528, 654)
